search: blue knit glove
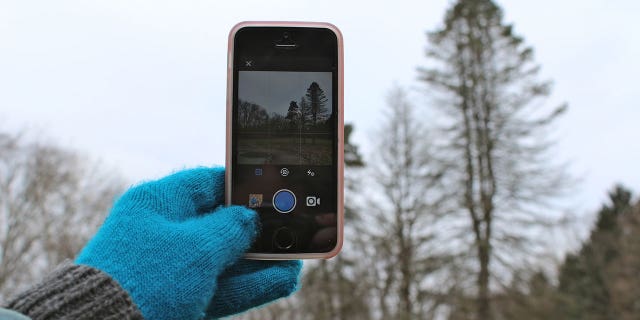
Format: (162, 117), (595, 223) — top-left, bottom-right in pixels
(76, 167), (302, 320)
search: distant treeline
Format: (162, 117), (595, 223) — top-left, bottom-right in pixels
(238, 81), (332, 133)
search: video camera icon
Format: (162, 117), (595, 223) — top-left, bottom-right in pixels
(306, 196), (320, 207)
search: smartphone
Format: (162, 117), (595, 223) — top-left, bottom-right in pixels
(226, 22), (344, 259)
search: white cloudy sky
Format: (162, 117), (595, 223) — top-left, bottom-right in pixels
(1, 0), (639, 225)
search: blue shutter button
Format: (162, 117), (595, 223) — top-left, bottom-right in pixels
(273, 189), (296, 213)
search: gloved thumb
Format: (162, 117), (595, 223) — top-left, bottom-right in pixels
(187, 205), (259, 275)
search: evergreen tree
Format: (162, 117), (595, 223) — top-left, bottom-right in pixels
(608, 198), (640, 319)
(285, 100), (301, 131)
(285, 100), (300, 120)
(305, 82), (329, 125)
(557, 186), (633, 320)
(419, 0), (568, 318)
(344, 124), (364, 168)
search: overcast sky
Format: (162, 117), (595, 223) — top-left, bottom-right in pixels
(1, 0), (639, 229)
(239, 71), (331, 115)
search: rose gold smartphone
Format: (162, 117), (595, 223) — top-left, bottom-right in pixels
(225, 22), (344, 260)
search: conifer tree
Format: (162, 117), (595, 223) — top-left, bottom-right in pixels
(420, 0), (568, 317)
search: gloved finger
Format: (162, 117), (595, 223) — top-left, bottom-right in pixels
(118, 167), (226, 220)
(205, 259), (302, 319)
(189, 206), (259, 275)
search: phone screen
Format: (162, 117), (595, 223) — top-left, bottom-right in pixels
(231, 27), (339, 254)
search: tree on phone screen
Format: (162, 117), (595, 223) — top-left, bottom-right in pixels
(305, 82), (329, 126)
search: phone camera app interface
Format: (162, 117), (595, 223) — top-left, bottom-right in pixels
(237, 71), (332, 167)
(233, 71), (337, 253)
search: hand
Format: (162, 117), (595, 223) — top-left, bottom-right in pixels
(76, 167), (301, 320)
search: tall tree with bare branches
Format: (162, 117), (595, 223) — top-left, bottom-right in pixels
(360, 87), (450, 319)
(419, 0), (568, 318)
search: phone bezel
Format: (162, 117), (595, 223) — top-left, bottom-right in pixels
(225, 21), (344, 260)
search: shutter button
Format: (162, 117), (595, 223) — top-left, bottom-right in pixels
(273, 189), (296, 213)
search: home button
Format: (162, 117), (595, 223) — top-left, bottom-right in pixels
(273, 227), (296, 250)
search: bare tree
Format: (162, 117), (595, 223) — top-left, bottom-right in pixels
(359, 87), (450, 319)
(0, 130), (125, 302)
(296, 123), (370, 320)
(238, 99), (270, 129)
(419, 0), (569, 318)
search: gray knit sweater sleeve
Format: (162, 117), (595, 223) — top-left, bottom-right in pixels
(4, 260), (144, 320)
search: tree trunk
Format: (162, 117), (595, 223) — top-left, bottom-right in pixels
(477, 240), (491, 320)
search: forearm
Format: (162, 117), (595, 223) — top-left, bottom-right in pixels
(4, 260), (143, 320)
